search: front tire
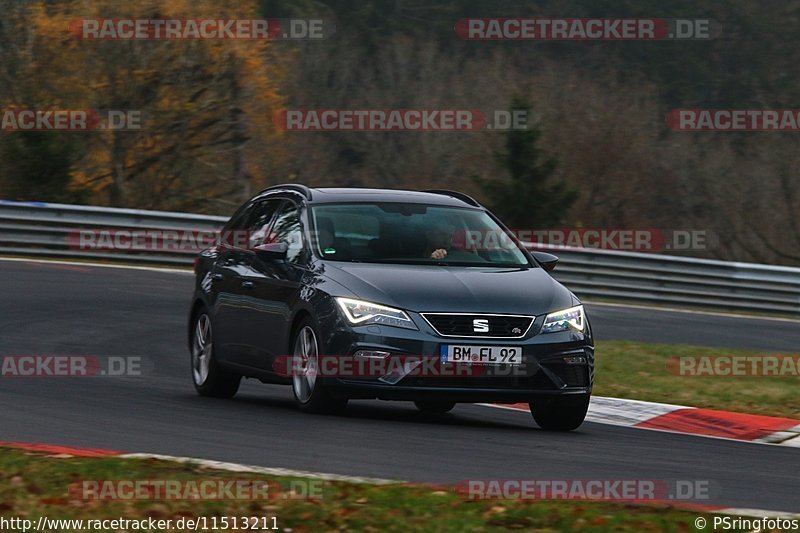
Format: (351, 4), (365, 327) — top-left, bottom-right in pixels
(290, 318), (347, 414)
(529, 394), (590, 431)
(190, 311), (241, 398)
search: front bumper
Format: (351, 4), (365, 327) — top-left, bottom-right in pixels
(322, 311), (594, 403)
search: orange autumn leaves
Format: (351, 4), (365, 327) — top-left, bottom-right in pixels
(2, 0), (284, 210)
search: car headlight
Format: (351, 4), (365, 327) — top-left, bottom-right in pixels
(541, 305), (585, 334)
(335, 297), (417, 330)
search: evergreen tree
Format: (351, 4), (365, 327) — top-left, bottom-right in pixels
(474, 100), (578, 228)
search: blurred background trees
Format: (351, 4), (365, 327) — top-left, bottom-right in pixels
(1, 0), (799, 264)
(0, 0), (282, 213)
(473, 100), (577, 229)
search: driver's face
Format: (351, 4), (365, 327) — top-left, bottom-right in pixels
(426, 225), (453, 248)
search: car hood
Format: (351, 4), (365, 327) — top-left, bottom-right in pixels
(321, 262), (576, 315)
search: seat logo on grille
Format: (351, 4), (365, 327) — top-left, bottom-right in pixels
(472, 318), (490, 333)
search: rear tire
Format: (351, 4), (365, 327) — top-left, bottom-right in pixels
(414, 400), (456, 414)
(529, 394), (590, 431)
(190, 311), (241, 398)
(290, 318), (348, 414)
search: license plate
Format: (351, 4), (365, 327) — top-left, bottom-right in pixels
(440, 345), (522, 365)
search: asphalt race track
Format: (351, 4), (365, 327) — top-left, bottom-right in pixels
(1, 259), (798, 512)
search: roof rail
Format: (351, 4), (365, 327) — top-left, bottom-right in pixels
(422, 189), (481, 207)
(258, 183), (313, 200)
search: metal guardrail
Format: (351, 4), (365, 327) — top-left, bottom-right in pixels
(1, 200), (799, 315)
(0, 200), (226, 266)
(529, 245), (800, 315)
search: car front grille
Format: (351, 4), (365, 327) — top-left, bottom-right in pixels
(421, 313), (534, 338)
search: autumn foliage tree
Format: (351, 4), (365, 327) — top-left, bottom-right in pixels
(0, 0), (283, 211)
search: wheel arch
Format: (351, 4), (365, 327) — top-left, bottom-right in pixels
(288, 308), (313, 352)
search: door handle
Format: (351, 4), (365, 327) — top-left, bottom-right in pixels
(210, 273), (224, 281)
(241, 280), (255, 289)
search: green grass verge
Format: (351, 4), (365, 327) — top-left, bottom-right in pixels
(594, 340), (800, 419)
(0, 448), (729, 532)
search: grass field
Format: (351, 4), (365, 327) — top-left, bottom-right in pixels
(0, 448), (732, 532)
(593, 340), (800, 419)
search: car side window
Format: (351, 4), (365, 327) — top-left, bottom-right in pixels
(221, 201), (255, 247)
(225, 202), (253, 230)
(246, 199), (282, 249)
(268, 201), (305, 263)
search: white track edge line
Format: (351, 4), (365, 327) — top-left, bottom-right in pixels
(0, 256), (192, 274)
(118, 453), (399, 485)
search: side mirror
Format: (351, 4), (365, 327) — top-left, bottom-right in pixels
(531, 251), (558, 272)
(254, 242), (288, 260)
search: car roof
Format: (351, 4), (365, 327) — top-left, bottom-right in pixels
(256, 186), (482, 208)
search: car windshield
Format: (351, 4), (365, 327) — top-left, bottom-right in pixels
(311, 202), (531, 267)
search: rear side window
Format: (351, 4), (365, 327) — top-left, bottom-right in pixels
(220, 201), (255, 247)
(245, 199), (282, 249)
(267, 201), (306, 263)
(224, 202), (255, 231)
